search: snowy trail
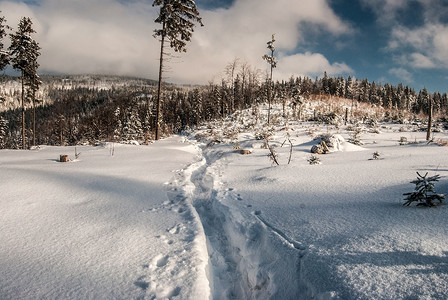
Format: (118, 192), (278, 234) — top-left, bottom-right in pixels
(3, 116), (448, 299)
(185, 115), (448, 299)
(184, 141), (314, 299)
(0, 136), (210, 300)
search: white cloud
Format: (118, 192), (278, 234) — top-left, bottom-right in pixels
(0, 0), (353, 84)
(277, 52), (353, 79)
(409, 52), (435, 69)
(388, 67), (413, 83)
(173, 0), (353, 83)
(361, 0), (407, 22)
(369, 1), (448, 72)
(389, 23), (448, 69)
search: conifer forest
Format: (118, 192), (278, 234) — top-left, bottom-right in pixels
(0, 72), (447, 149)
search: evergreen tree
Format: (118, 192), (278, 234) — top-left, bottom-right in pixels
(26, 46), (42, 147)
(113, 107), (122, 141)
(415, 87), (429, 114)
(9, 17), (40, 149)
(403, 172), (444, 207)
(153, 0), (203, 140)
(0, 12), (8, 71)
(122, 105), (143, 142)
(345, 76), (353, 100)
(0, 114), (8, 148)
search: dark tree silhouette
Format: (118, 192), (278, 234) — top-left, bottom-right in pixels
(0, 12), (8, 71)
(152, 0), (203, 140)
(9, 17), (40, 149)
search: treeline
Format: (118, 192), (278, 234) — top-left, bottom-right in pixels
(0, 72), (447, 149)
(309, 72), (447, 114)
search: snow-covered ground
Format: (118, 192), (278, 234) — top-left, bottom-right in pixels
(1, 107), (448, 299)
(0, 137), (209, 299)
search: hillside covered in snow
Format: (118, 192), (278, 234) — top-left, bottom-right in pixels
(1, 101), (448, 299)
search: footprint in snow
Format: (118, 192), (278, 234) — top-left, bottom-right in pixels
(167, 286), (181, 297)
(134, 276), (149, 291)
(156, 255), (169, 268)
(155, 234), (174, 245)
(168, 224), (182, 234)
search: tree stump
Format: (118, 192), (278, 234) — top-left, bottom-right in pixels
(60, 155), (69, 162)
(238, 149), (252, 155)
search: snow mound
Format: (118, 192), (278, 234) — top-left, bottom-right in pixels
(312, 134), (365, 153)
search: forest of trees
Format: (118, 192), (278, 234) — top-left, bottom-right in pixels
(1, 3), (446, 150)
(0, 71), (447, 149)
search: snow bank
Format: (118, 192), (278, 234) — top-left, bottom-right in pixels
(0, 136), (210, 299)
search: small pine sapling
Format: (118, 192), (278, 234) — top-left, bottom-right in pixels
(403, 172), (445, 207)
(308, 155), (321, 165)
(349, 128), (363, 145)
(399, 136), (408, 145)
(372, 151), (380, 160)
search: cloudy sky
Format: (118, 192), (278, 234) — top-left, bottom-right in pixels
(1, 0), (447, 93)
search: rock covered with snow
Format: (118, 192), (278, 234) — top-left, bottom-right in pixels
(312, 134), (345, 153)
(311, 133), (366, 154)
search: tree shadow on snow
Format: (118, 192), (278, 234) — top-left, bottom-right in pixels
(337, 251), (448, 275)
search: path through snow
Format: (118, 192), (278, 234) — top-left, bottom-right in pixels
(0, 136), (210, 300)
(185, 141), (314, 299)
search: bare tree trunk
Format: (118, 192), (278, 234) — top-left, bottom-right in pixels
(426, 98), (433, 141)
(155, 21), (166, 141)
(268, 63), (273, 125)
(21, 71), (26, 149)
(32, 76), (36, 147)
(33, 103), (36, 146)
(345, 107), (349, 125)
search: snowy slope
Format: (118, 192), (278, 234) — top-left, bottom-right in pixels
(190, 117), (448, 299)
(1, 108), (448, 299)
(0, 136), (209, 300)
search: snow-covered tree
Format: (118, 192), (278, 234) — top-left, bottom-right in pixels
(113, 107), (122, 142)
(0, 114), (8, 148)
(122, 105), (143, 142)
(308, 154), (321, 165)
(345, 76), (353, 100)
(153, 0), (203, 140)
(403, 172), (445, 207)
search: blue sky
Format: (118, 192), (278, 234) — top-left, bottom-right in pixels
(1, 0), (447, 93)
(196, 0), (448, 93)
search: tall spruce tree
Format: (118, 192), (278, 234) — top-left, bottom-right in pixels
(152, 0), (203, 140)
(25, 42), (42, 147)
(0, 114), (7, 148)
(0, 12), (8, 71)
(9, 17), (40, 149)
